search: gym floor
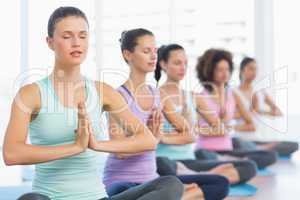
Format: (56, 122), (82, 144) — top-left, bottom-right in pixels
(226, 151), (300, 200)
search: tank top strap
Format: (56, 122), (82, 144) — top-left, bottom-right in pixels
(118, 85), (134, 104)
(35, 76), (57, 113)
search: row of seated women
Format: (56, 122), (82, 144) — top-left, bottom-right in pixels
(4, 7), (298, 200)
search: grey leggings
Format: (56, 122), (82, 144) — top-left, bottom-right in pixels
(232, 137), (299, 156)
(156, 156), (257, 184)
(195, 148), (277, 169)
(18, 176), (183, 200)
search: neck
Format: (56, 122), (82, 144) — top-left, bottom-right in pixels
(240, 80), (252, 90)
(52, 60), (82, 83)
(213, 82), (225, 95)
(164, 77), (180, 89)
(126, 67), (147, 91)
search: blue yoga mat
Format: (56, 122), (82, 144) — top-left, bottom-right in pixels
(279, 155), (292, 160)
(257, 168), (274, 176)
(0, 185), (32, 200)
(229, 183), (257, 196)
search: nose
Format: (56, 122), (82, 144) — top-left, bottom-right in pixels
(71, 36), (80, 47)
(151, 51), (157, 60)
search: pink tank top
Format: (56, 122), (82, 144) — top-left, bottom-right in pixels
(195, 88), (236, 151)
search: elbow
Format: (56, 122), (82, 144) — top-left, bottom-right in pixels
(3, 150), (19, 166)
(184, 135), (196, 144)
(249, 124), (256, 132)
(245, 123), (256, 132)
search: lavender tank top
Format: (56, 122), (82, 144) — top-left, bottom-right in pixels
(103, 85), (160, 187)
(195, 88), (236, 151)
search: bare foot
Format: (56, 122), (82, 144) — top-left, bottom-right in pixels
(257, 142), (279, 150)
(209, 164), (240, 184)
(182, 184), (205, 200)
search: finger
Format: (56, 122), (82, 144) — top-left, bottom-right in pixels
(153, 109), (158, 124)
(84, 120), (90, 136)
(78, 102), (87, 120)
(79, 119), (89, 133)
(158, 110), (163, 124)
(151, 109), (157, 124)
(88, 123), (94, 135)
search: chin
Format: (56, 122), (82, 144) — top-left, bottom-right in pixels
(145, 66), (156, 73)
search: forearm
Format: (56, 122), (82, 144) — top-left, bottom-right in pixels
(161, 132), (195, 145)
(234, 123), (256, 132)
(115, 152), (145, 159)
(195, 123), (226, 137)
(92, 134), (157, 153)
(4, 143), (82, 166)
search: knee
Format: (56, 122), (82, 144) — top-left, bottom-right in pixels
(17, 193), (50, 200)
(216, 176), (230, 199)
(159, 176), (184, 198)
(194, 149), (218, 160)
(204, 175), (230, 200)
(277, 142), (299, 155)
(234, 160), (257, 183)
(106, 182), (133, 197)
(248, 150), (278, 169)
(156, 157), (177, 176)
(264, 151), (278, 166)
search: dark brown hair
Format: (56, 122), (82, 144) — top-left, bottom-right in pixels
(196, 48), (234, 92)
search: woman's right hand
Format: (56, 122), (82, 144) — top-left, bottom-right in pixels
(147, 108), (163, 141)
(75, 102), (90, 152)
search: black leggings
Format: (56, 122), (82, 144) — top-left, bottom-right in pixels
(156, 156), (257, 184)
(177, 174), (229, 200)
(195, 148), (277, 169)
(17, 193), (50, 200)
(232, 137), (299, 156)
(20, 174), (228, 200)
(108, 173), (229, 200)
(106, 176), (183, 200)
(233, 139), (299, 157)
(19, 176), (184, 200)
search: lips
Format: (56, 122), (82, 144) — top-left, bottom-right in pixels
(70, 50), (82, 57)
(148, 62), (156, 66)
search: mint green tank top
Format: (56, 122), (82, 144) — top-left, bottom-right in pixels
(156, 91), (197, 160)
(29, 76), (108, 200)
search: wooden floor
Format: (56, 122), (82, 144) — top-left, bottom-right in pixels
(225, 151), (300, 200)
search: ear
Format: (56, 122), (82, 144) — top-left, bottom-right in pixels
(46, 36), (54, 51)
(122, 50), (132, 63)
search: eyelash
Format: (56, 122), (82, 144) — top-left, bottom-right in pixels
(63, 36), (87, 39)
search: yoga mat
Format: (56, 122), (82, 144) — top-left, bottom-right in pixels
(229, 184), (257, 196)
(0, 185), (32, 200)
(279, 155), (292, 161)
(257, 168), (275, 176)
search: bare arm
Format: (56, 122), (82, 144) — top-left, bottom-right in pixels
(233, 92), (256, 132)
(159, 89), (194, 145)
(88, 82), (158, 153)
(194, 93), (226, 136)
(264, 93), (283, 116)
(3, 84), (88, 166)
(107, 113), (146, 159)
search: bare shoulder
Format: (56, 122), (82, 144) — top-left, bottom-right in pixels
(94, 81), (125, 111)
(14, 83), (41, 113)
